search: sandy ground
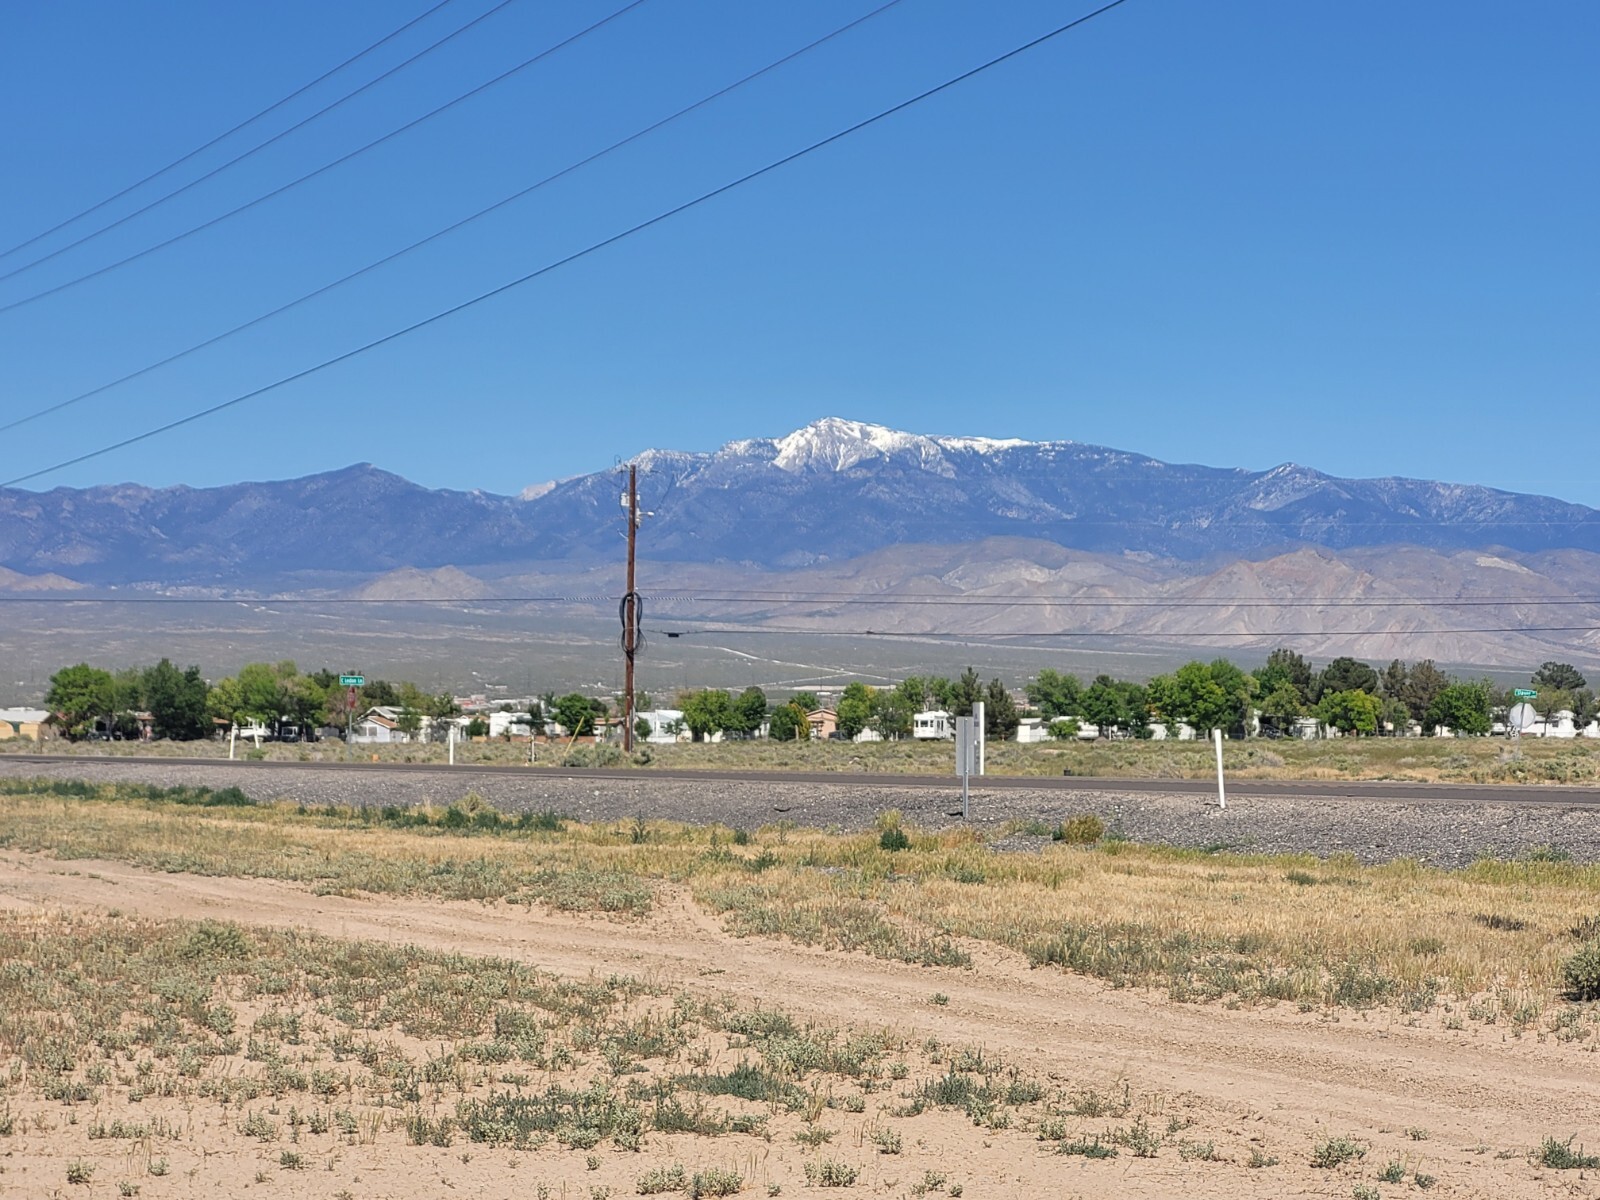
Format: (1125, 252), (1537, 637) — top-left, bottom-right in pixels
(1, 852), (1597, 1199)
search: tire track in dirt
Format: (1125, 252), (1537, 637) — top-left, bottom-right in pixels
(1, 850), (1592, 1198)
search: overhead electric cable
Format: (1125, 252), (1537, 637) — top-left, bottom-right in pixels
(0, 0), (464, 263)
(1, 0), (1133, 487)
(0, 0), (648, 313)
(0, 0), (521, 285)
(0, 0), (908, 436)
(652, 623), (1600, 640)
(0, 592), (1597, 608)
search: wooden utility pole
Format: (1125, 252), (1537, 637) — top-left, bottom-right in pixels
(622, 464), (640, 752)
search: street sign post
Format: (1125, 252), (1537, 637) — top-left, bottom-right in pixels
(955, 716), (979, 820)
(340, 675), (364, 758)
(1513, 689), (1537, 699)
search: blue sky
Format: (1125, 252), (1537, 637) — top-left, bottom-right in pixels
(2, 0), (1596, 502)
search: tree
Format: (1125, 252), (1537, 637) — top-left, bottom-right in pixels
(465, 716), (489, 739)
(1316, 656), (1378, 699)
(1380, 659), (1409, 705)
(1165, 661), (1231, 733)
(143, 659), (210, 740)
(767, 703), (806, 742)
(395, 707), (423, 740)
(871, 689), (914, 740)
(633, 717), (651, 743)
(836, 683), (875, 739)
(894, 677), (931, 711)
(236, 662), (283, 724)
(1425, 681), (1492, 735)
(791, 691), (820, 713)
(1047, 717), (1080, 740)
(1256, 648), (1312, 701)
(554, 693), (600, 737)
(1257, 683), (1304, 734)
(1573, 688), (1599, 731)
(949, 668), (983, 717)
(680, 689), (733, 741)
(729, 687), (768, 737)
(1534, 661), (1587, 692)
(1317, 689), (1381, 736)
(984, 678), (1020, 740)
(927, 677), (958, 712)
(1080, 674), (1127, 735)
(360, 679), (399, 708)
(1402, 660), (1448, 725)
(1025, 669), (1082, 718)
(46, 664), (114, 739)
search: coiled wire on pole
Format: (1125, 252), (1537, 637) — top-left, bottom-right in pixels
(619, 591), (645, 659)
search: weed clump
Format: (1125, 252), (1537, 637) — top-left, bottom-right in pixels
(690, 1166), (744, 1196)
(1538, 1135), (1600, 1169)
(1053, 814), (1105, 845)
(1310, 1134), (1366, 1168)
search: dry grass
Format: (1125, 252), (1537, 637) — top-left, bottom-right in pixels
(2, 779), (1598, 1022)
(12, 730), (1600, 784)
(0, 907), (1079, 1197)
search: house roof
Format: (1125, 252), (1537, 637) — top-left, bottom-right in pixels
(0, 708), (49, 724)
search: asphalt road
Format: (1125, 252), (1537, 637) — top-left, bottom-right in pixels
(5, 753), (1598, 808)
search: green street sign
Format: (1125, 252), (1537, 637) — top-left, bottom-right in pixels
(1512, 689), (1537, 698)
(340, 675), (365, 687)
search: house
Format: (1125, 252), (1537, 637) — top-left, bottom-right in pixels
(0, 708), (51, 741)
(912, 710), (952, 740)
(1015, 717), (1048, 744)
(807, 708), (839, 739)
(853, 728), (883, 743)
(635, 709), (688, 743)
(487, 711), (534, 739)
(348, 706), (434, 744)
(1147, 722), (1197, 741)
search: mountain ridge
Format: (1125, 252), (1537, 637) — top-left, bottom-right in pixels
(3, 417), (1598, 587)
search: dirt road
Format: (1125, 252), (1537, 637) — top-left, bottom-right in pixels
(1, 850), (1593, 1198)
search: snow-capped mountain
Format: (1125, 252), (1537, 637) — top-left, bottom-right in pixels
(3, 417), (1599, 586)
(517, 417), (1600, 569)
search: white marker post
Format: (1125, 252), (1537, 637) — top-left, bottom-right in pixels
(1213, 727), (1226, 809)
(228, 725), (236, 761)
(448, 723), (456, 766)
(973, 701), (986, 776)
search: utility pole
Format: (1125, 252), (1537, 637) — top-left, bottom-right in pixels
(621, 464), (640, 753)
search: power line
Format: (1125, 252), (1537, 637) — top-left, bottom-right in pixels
(1, 0), (1135, 488)
(675, 594), (1600, 608)
(0, 0), (465, 264)
(0, 0), (908, 437)
(0, 0), (523, 287)
(0, 0), (646, 314)
(652, 624), (1600, 640)
(3, 591), (1598, 608)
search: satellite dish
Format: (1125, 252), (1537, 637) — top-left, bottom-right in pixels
(1508, 702), (1540, 732)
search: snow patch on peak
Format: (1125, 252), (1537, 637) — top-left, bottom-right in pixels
(519, 481), (557, 501)
(932, 435), (1032, 454)
(770, 418), (933, 473)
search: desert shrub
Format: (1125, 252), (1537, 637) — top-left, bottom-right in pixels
(1563, 941), (1600, 1000)
(564, 743), (625, 769)
(1053, 814), (1105, 844)
(879, 827), (911, 852)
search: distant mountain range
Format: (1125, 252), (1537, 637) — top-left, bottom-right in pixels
(4, 416), (1599, 586)
(5, 418), (1600, 667)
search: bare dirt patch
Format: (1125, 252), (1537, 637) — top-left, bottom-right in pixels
(0, 852), (1595, 1198)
